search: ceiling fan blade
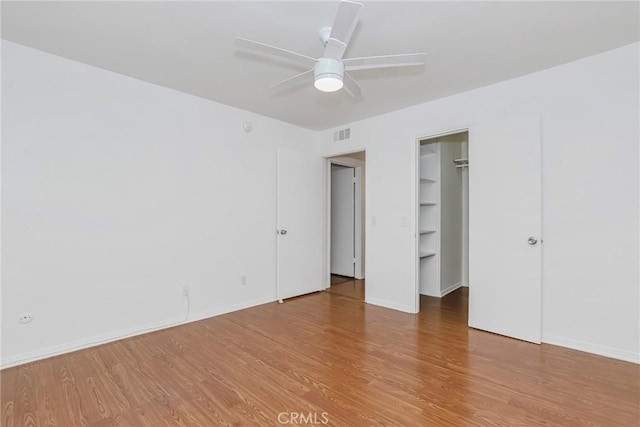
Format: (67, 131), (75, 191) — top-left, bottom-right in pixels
(343, 53), (427, 71)
(324, 0), (363, 59)
(271, 69), (314, 89)
(235, 37), (317, 68)
(343, 73), (362, 98)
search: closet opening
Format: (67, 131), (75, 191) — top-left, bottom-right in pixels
(416, 131), (469, 311)
(325, 151), (365, 301)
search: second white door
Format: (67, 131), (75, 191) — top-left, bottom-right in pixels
(468, 115), (543, 344)
(277, 149), (324, 300)
(331, 166), (356, 277)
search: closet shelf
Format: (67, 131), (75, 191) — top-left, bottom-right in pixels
(420, 229), (436, 234)
(419, 251), (436, 258)
(420, 202), (437, 206)
(420, 177), (436, 183)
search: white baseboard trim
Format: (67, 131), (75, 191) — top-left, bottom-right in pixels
(419, 290), (440, 297)
(542, 334), (640, 364)
(440, 282), (463, 297)
(365, 297), (417, 314)
(0, 295), (276, 370)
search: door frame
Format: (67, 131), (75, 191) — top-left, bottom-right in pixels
(324, 150), (366, 290)
(414, 128), (468, 313)
(329, 164), (358, 278)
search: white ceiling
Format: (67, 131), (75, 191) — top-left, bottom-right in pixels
(2, 1), (638, 130)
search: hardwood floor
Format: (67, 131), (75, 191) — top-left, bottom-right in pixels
(2, 288), (638, 426)
(329, 274), (353, 286)
(325, 275), (364, 300)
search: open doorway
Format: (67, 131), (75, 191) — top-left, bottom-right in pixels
(416, 131), (469, 310)
(326, 151), (365, 301)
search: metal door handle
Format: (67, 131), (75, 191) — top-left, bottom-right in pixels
(279, 229), (287, 235)
(528, 237), (537, 245)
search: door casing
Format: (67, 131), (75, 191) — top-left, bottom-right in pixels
(324, 151), (366, 290)
(330, 165), (356, 277)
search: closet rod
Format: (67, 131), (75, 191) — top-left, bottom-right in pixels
(453, 158), (469, 168)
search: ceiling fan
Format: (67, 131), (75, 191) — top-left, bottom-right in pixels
(234, 0), (427, 97)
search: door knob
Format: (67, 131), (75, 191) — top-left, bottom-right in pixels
(279, 229), (287, 235)
(528, 237), (537, 245)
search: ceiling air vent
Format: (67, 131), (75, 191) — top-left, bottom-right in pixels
(333, 128), (351, 142)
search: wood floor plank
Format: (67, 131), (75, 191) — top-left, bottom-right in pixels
(2, 288), (639, 426)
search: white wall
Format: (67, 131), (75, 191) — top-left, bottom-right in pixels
(319, 43), (639, 363)
(1, 41), (318, 367)
(439, 137), (464, 295)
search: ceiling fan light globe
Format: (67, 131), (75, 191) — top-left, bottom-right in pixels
(314, 75), (344, 92)
(313, 58), (345, 93)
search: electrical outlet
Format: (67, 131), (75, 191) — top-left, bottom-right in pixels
(181, 286), (189, 297)
(241, 276), (247, 286)
(18, 312), (33, 324)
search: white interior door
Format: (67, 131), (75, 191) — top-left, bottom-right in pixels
(277, 149), (323, 300)
(331, 166), (355, 277)
(468, 115), (542, 343)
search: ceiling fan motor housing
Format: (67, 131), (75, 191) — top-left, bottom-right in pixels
(314, 58), (344, 92)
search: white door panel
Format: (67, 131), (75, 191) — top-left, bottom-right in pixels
(277, 149), (323, 300)
(468, 115), (542, 343)
(331, 167), (356, 277)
